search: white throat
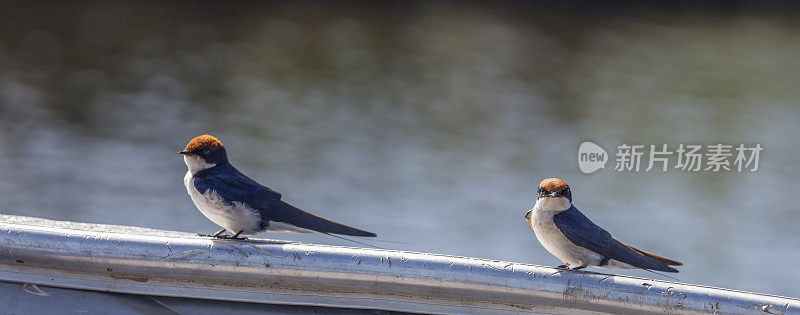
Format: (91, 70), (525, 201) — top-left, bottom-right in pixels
(184, 155), (216, 174)
(535, 196), (571, 212)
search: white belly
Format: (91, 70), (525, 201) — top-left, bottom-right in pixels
(184, 171), (263, 235)
(527, 206), (603, 268)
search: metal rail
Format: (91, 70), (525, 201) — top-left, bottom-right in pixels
(0, 214), (795, 314)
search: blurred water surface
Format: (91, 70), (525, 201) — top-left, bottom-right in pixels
(1, 2), (799, 297)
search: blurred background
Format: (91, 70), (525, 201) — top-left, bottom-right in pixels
(1, 1), (799, 297)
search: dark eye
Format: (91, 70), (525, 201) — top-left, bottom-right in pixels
(202, 149), (210, 155)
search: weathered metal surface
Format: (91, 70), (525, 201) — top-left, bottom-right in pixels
(0, 214), (795, 314)
(0, 281), (389, 314)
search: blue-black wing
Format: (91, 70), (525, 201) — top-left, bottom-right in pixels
(193, 163), (376, 237)
(552, 205), (679, 272)
(193, 164), (282, 208)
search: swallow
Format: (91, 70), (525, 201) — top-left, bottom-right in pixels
(524, 178), (681, 272)
(179, 135), (376, 239)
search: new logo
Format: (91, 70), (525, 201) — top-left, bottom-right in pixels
(578, 141), (608, 174)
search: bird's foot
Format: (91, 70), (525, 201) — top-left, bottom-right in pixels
(230, 231), (247, 240)
(198, 230), (247, 240)
(198, 233), (233, 239)
(198, 229), (228, 238)
(555, 264), (586, 271)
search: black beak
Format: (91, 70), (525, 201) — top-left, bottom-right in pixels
(178, 150), (191, 155)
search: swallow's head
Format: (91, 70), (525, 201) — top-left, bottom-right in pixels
(179, 135), (228, 172)
(535, 178), (572, 210)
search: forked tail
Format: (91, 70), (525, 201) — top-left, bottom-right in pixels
(261, 200), (377, 237)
